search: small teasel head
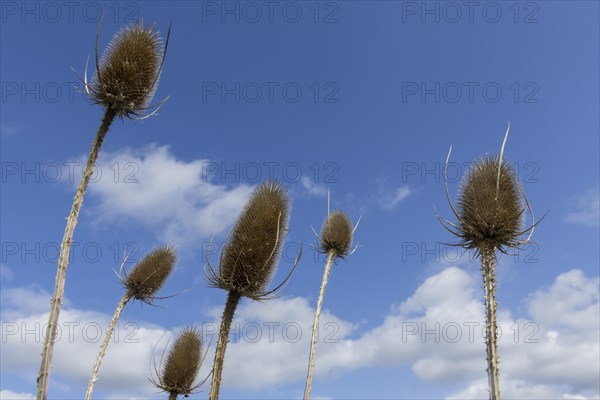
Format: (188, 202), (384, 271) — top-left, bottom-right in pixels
(207, 180), (292, 300)
(88, 20), (169, 118)
(456, 156), (523, 252)
(319, 210), (353, 258)
(124, 245), (176, 304)
(151, 326), (204, 399)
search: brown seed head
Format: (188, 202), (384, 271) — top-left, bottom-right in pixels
(214, 180), (290, 299)
(319, 210), (353, 258)
(158, 326), (203, 397)
(456, 156), (523, 252)
(90, 21), (164, 118)
(125, 245), (176, 303)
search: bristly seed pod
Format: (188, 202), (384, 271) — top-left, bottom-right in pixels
(319, 210), (353, 258)
(90, 20), (166, 118)
(125, 245), (176, 304)
(456, 157), (523, 253)
(152, 327), (204, 400)
(210, 180), (290, 300)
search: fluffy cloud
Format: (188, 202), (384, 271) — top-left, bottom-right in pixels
(566, 187), (600, 227)
(72, 145), (254, 247)
(0, 285), (168, 399)
(378, 185), (412, 210)
(0, 390), (35, 400)
(300, 176), (328, 198)
(1, 267), (598, 398)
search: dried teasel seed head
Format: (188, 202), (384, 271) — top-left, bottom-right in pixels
(158, 327), (203, 398)
(217, 180), (290, 299)
(125, 245), (176, 303)
(319, 210), (353, 258)
(456, 156), (523, 252)
(90, 21), (164, 118)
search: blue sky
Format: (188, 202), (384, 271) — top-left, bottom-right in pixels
(1, 1), (599, 399)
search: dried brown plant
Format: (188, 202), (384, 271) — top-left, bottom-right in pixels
(205, 180), (301, 400)
(85, 246), (177, 400)
(37, 18), (171, 400)
(435, 124), (544, 400)
(151, 327), (208, 400)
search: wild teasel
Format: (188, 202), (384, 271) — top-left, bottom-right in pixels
(86, 19), (171, 119)
(124, 245), (177, 304)
(205, 180), (301, 400)
(206, 180), (296, 301)
(85, 246), (177, 400)
(304, 203), (357, 400)
(38, 17), (171, 400)
(150, 327), (208, 400)
(318, 210), (354, 258)
(435, 124), (543, 400)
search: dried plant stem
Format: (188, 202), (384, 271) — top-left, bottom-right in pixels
(168, 393), (177, 400)
(209, 290), (242, 400)
(85, 293), (131, 400)
(481, 246), (500, 400)
(37, 109), (116, 400)
(304, 251), (335, 400)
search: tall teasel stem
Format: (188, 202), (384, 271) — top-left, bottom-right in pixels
(304, 209), (355, 400)
(481, 246), (500, 400)
(85, 293), (131, 400)
(37, 109), (116, 399)
(304, 251), (335, 400)
(435, 125), (542, 400)
(205, 180), (300, 400)
(84, 246), (176, 400)
(37, 18), (169, 399)
(209, 291), (242, 400)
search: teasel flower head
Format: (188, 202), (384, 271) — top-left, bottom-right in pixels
(121, 245), (176, 304)
(206, 180), (301, 301)
(436, 124), (542, 255)
(318, 210), (354, 258)
(456, 157), (523, 251)
(78, 18), (171, 119)
(151, 326), (207, 399)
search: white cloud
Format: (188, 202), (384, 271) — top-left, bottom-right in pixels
(300, 177), (328, 198)
(2, 267), (598, 398)
(0, 390), (35, 400)
(0, 286), (168, 399)
(378, 186), (412, 210)
(73, 145), (254, 247)
(200, 296), (355, 391)
(447, 378), (592, 400)
(1, 264), (14, 281)
(566, 187), (600, 227)
(0, 123), (25, 137)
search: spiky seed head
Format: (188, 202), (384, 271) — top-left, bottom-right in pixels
(90, 21), (164, 118)
(125, 245), (176, 303)
(157, 327), (203, 397)
(216, 180), (290, 299)
(320, 210), (353, 258)
(456, 157), (523, 252)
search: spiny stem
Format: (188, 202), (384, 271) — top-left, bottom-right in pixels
(37, 109), (116, 400)
(304, 251), (335, 400)
(481, 246), (500, 400)
(168, 392), (178, 400)
(209, 290), (242, 400)
(85, 293), (131, 400)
